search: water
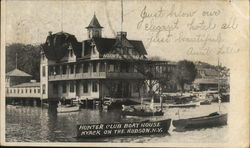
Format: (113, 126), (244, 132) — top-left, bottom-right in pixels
(5, 103), (229, 143)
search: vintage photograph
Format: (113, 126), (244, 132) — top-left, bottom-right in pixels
(1, 0), (249, 147)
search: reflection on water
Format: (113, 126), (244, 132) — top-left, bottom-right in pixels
(6, 103), (229, 143)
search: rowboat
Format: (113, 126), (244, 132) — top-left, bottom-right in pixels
(172, 112), (227, 129)
(57, 104), (80, 113)
(77, 119), (171, 138)
(200, 100), (212, 105)
(121, 109), (164, 117)
(166, 102), (199, 108)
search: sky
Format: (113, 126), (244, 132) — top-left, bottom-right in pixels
(3, 0), (249, 67)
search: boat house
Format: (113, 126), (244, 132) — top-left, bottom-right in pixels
(40, 14), (174, 103)
(6, 68), (41, 105)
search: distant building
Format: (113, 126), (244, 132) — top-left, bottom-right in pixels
(6, 68), (32, 87)
(193, 62), (229, 91)
(40, 14), (173, 102)
(6, 81), (41, 98)
(5, 68), (41, 99)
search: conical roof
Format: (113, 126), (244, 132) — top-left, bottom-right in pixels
(6, 68), (32, 77)
(86, 14), (103, 29)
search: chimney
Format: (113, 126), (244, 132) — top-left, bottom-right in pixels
(48, 31), (52, 36)
(116, 31), (127, 40)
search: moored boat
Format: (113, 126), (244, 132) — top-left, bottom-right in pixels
(57, 104), (80, 113)
(172, 112), (228, 129)
(121, 96), (164, 117)
(166, 102), (199, 108)
(200, 100), (212, 105)
(121, 108), (164, 117)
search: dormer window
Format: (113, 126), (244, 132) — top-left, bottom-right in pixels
(70, 50), (73, 57)
(42, 54), (45, 61)
(95, 30), (99, 37)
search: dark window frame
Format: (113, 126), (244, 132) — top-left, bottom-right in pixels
(92, 82), (98, 92)
(83, 82), (88, 93)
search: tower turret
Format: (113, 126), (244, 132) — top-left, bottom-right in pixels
(86, 14), (103, 38)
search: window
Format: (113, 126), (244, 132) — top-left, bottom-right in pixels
(93, 62), (97, 72)
(54, 66), (59, 75)
(17, 89), (19, 93)
(21, 89), (23, 93)
(70, 65), (74, 74)
(134, 65), (138, 73)
(42, 66), (46, 77)
(62, 65), (67, 74)
(99, 63), (105, 72)
(34, 89), (36, 93)
(30, 89), (32, 93)
(83, 63), (88, 73)
(95, 30), (99, 37)
(53, 83), (58, 94)
(42, 84), (46, 94)
(62, 82), (67, 93)
(42, 54), (45, 61)
(38, 89), (40, 93)
(14, 89), (16, 93)
(114, 64), (120, 72)
(10, 89), (12, 93)
(26, 89), (28, 93)
(76, 82), (80, 94)
(133, 84), (139, 93)
(76, 64), (81, 73)
(48, 67), (53, 76)
(92, 82), (98, 92)
(70, 81), (74, 92)
(6, 88), (8, 93)
(109, 64), (114, 72)
(70, 50), (73, 57)
(83, 82), (88, 93)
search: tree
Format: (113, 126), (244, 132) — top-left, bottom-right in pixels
(6, 43), (41, 81)
(171, 60), (197, 93)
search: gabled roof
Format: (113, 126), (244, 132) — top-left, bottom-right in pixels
(42, 31), (82, 61)
(6, 68), (32, 77)
(42, 33), (147, 61)
(86, 14), (103, 29)
(87, 37), (147, 55)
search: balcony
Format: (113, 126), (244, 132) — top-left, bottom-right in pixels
(106, 72), (144, 79)
(48, 72), (145, 81)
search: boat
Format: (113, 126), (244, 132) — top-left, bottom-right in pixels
(57, 105), (79, 113)
(200, 100), (211, 105)
(121, 96), (164, 117)
(166, 102), (198, 108)
(77, 119), (171, 138)
(57, 104), (80, 113)
(172, 112), (227, 129)
(121, 108), (164, 117)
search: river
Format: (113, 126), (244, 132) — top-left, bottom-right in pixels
(5, 103), (228, 143)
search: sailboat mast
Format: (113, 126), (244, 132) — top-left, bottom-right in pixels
(217, 57), (220, 93)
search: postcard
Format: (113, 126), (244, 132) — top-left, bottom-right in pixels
(1, 0), (249, 147)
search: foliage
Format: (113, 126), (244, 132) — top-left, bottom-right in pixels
(171, 60), (197, 92)
(6, 43), (41, 81)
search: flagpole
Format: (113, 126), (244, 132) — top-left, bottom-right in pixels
(15, 53), (17, 69)
(121, 0), (123, 32)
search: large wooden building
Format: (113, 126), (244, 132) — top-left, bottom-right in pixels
(40, 14), (174, 102)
